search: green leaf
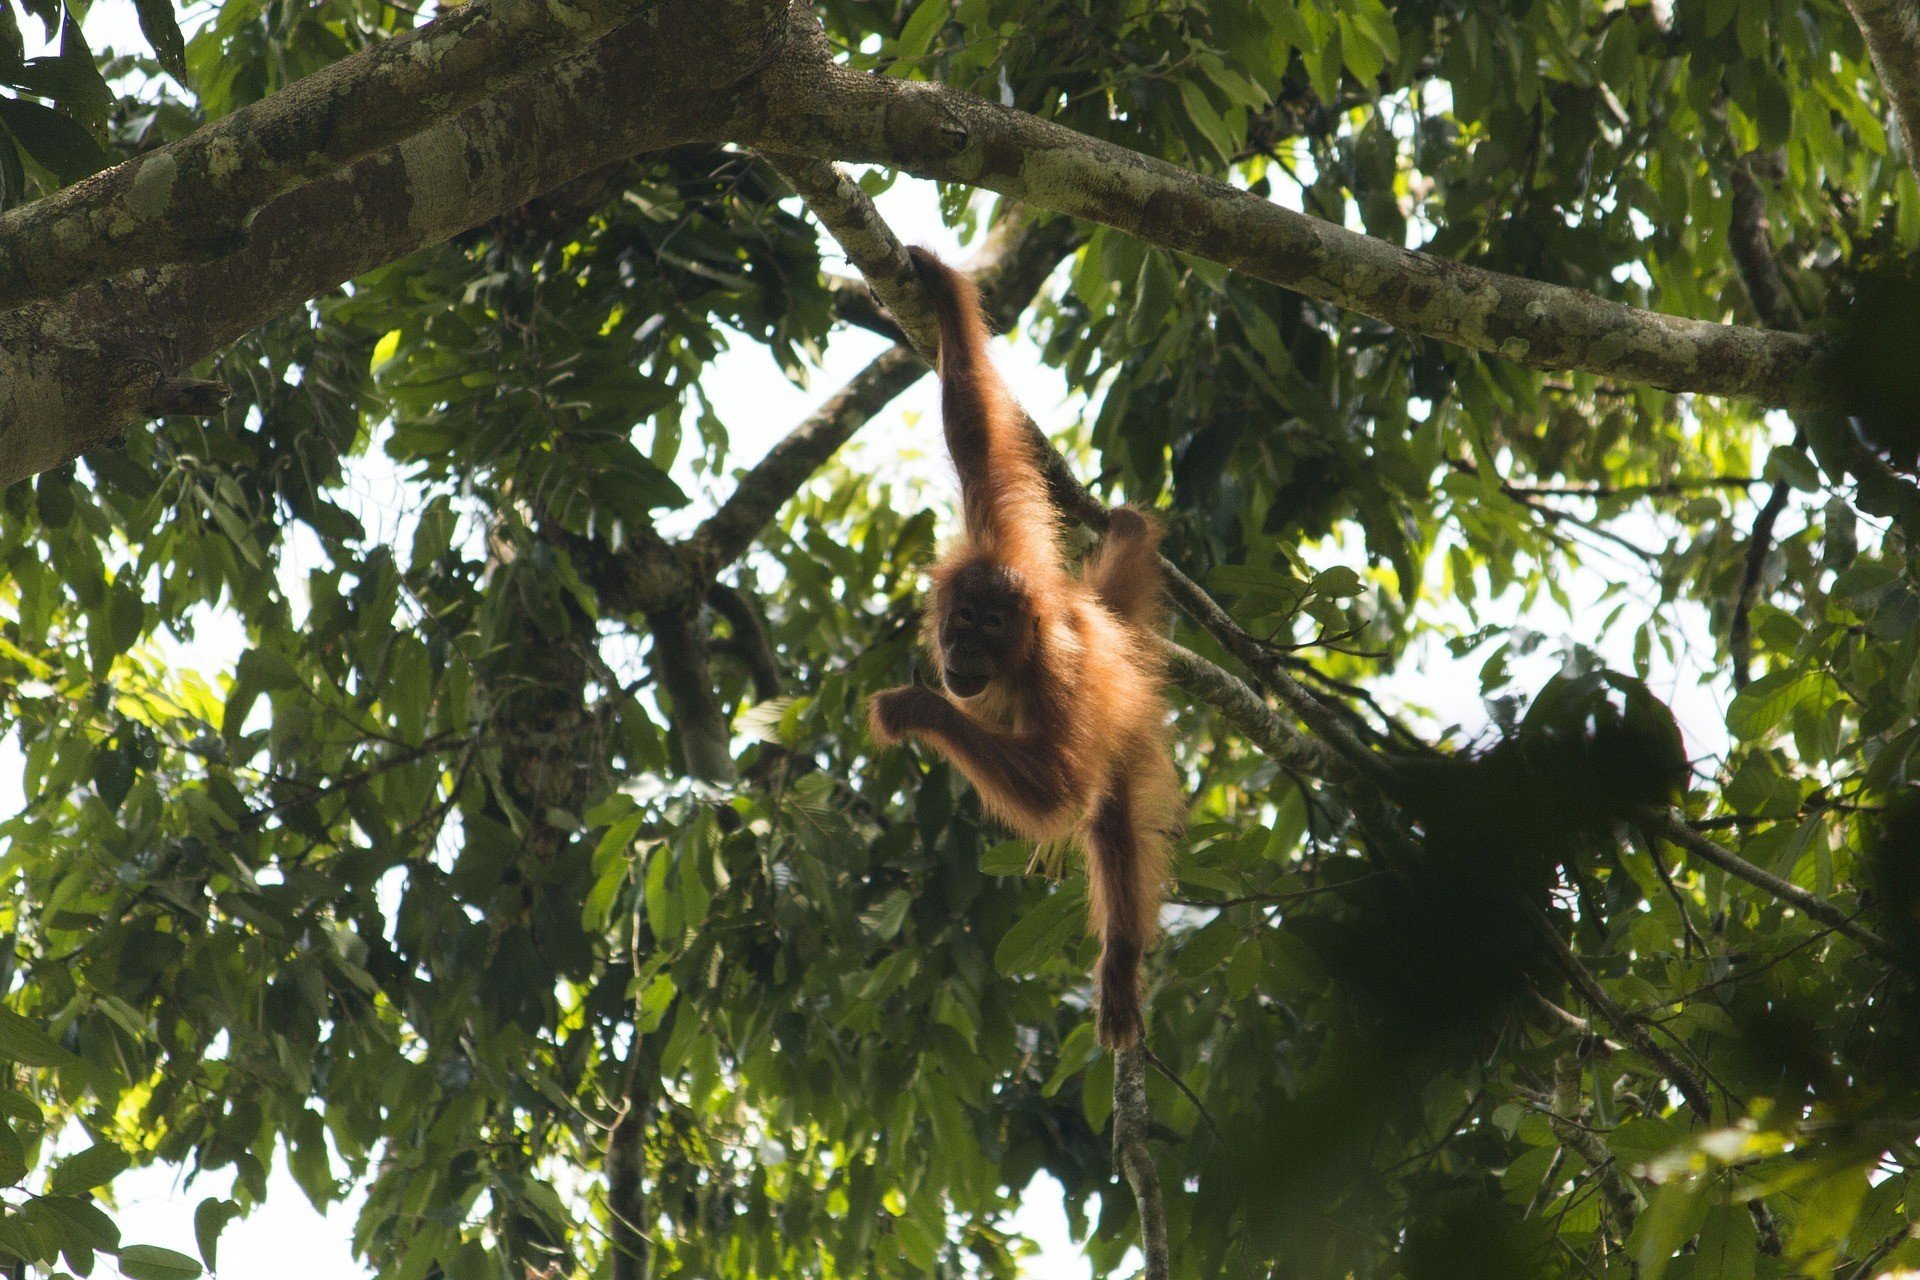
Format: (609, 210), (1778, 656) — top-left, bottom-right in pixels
(860, 889), (912, 940)
(633, 973), (675, 1034)
(116, 1244), (204, 1280)
(891, 0), (949, 73)
(1177, 79), (1234, 164)
(1306, 27), (1344, 101)
(0, 97), (105, 184)
(105, 582), (144, 657)
(370, 328), (402, 371)
(0, 1006), (72, 1069)
(286, 1111), (336, 1207)
(1311, 566), (1364, 598)
(0, 129), (24, 207)
(1336, 14), (1384, 85)
(1725, 668), (1806, 740)
(441, 1240), (488, 1280)
(29, 1195), (120, 1252)
(0, 5), (20, 67)
(993, 888), (1083, 975)
(1225, 939), (1263, 999)
(644, 842), (676, 943)
(46, 1142), (128, 1195)
(240, 646), (302, 692)
(131, 0), (187, 79)
(0, 1127), (28, 1187)
(192, 1198), (239, 1272)
(1631, 1176), (1706, 1280)
(1176, 915), (1242, 978)
(1692, 1205), (1756, 1280)
(1764, 445), (1820, 491)
(979, 840), (1030, 876)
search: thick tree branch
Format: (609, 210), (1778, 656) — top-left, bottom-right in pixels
(0, 0), (1852, 494)
(741, 39), (1833, 409)
(1840, 0), (1920, 181)
(0, 0), (718, 311)
(647, 603), (739, 785)
(0, 0), (760, 488)
(1725, 155), (1803, 333)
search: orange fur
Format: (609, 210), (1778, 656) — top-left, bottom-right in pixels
(868, 247), (1181, 1049)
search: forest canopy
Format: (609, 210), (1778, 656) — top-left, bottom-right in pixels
(0, 0), (1918, 1277)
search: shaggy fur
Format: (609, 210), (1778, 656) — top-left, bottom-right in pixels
(869, 247), (1181, 1049)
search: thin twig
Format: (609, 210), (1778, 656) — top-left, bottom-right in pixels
(1143, 1044), (1222, 1140)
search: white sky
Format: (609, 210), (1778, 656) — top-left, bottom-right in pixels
(3, 3), (1795, 1275)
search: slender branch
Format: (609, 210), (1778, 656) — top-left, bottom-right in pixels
(1162, 562), (1396, 788)
(1160, 639), (1341, 780)
(1532, 992), (1624, 1052)
(1722, 151), (1806, 690)
(743, 33), (1834, 409)
(1529, 900), (1716, 1120)
(685, 346), (926, 575)
(1451, 458), (1758, 501)
(1646, 835), (1709, 956)
(1647, 810), (1893, 960)
(1111, 1044), (1170, 1280)
(765, 153), (944, 354)
(1728, 482), (1792, 689)
(1843, 1222), (1915, 1280)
